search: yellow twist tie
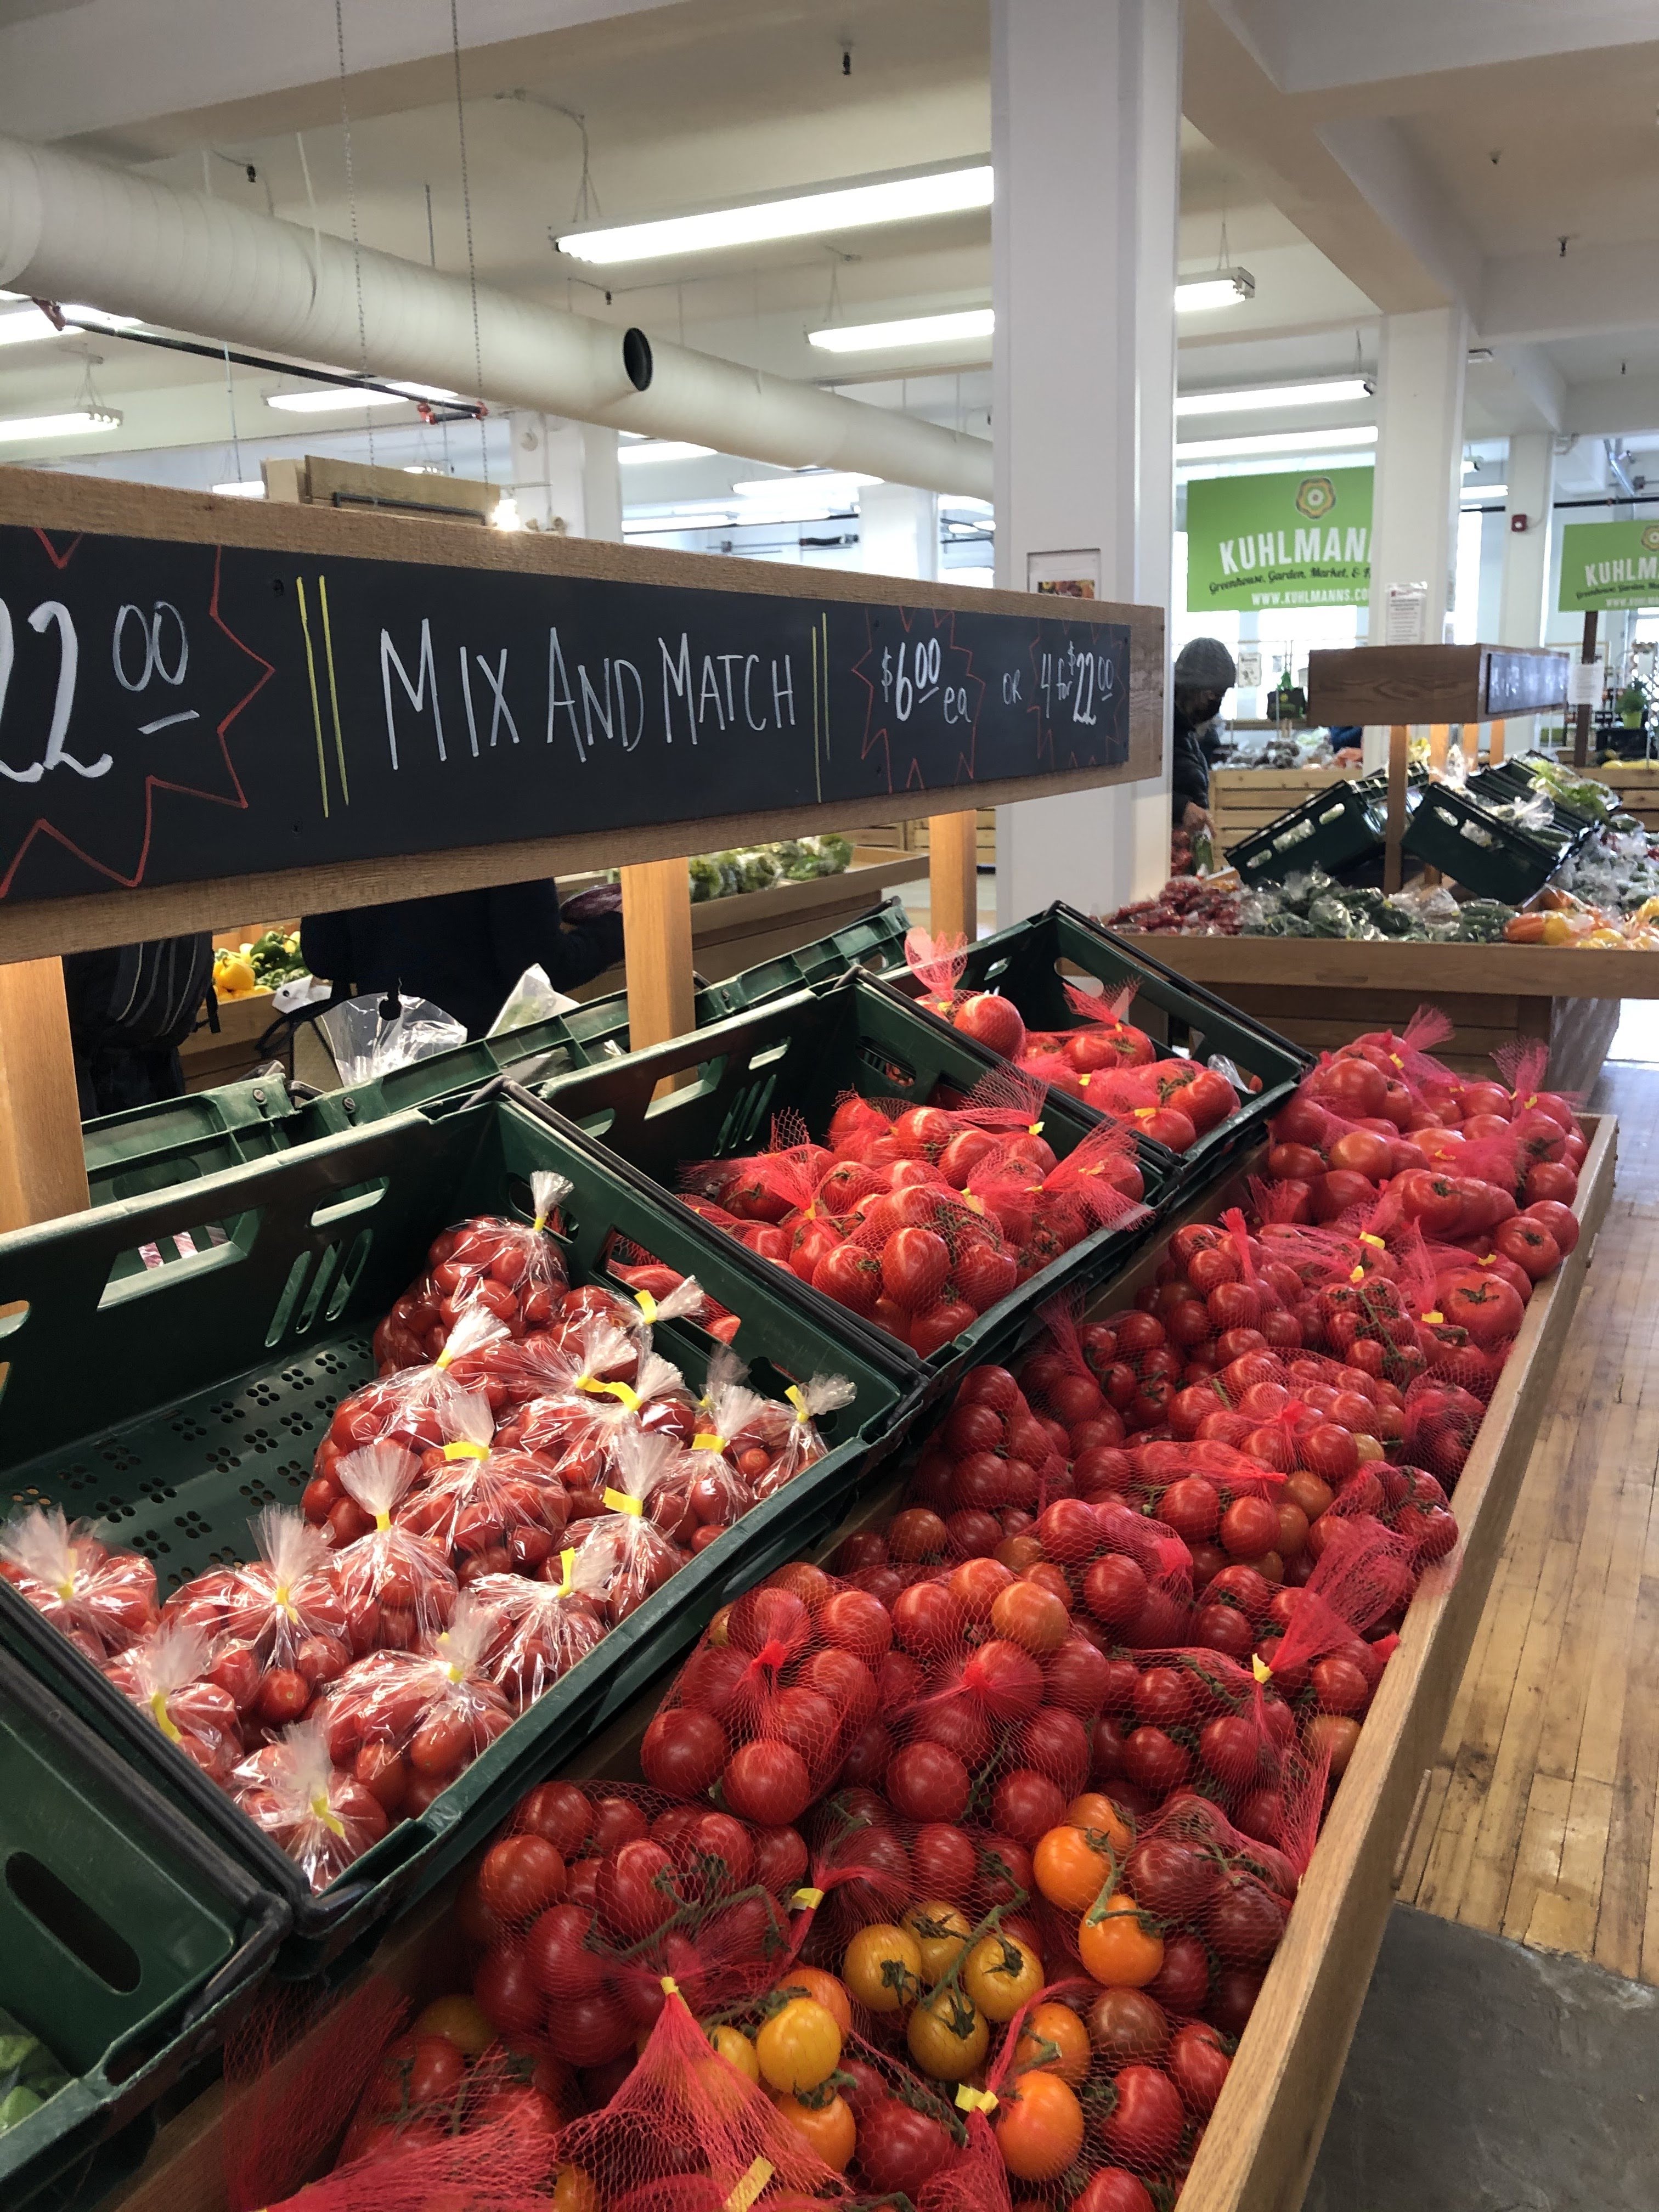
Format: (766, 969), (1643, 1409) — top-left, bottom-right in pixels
(1133, 1106), (1155, 1120)
(724, 2158), (774, 2212)
(576, 1377), (642, 1411)
(1476, 1253), (1496, 1268)
(791, 1886), (824, 1910)
(602, 1488), (644, 1516)
(53, 1575), (76, 1602)
(442, 1439), (489, 1460)
(956, 2086), (997, 2115)
(1078, 1072), (1092, 1088)
(964, 1193), (986, 1214)
(149, 1689), (183, 1745)
(635, 1289), (658, 1325)
(1251, 1654), (1272, 1684)
(435, 1344), (455, 1369)
(1390, 1053), (1404, 1069)
(1424, 1310), (1444, 1325)
(692, 1433), (725, 1452)
(272, 1579), (298, 1622)
(310, 1790), (347, 1839)
(556, 1547), (575, 1596)
(1360, 1232), (1385, 1249)
(1349, 1265), (1365, 1284)
(660, 1976), (680, 1997)
(785, 1385), (810, 1425)
(532, 1211), (549, 1233)
(373, 1509), (392, 1532)
(1523, 1093), (1539, 1109)
(1026, 1120), (1045, 1136)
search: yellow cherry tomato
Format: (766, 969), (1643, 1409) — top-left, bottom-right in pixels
(902, 1900), (974, 1985)
(412, 1994), (493, 2059)
(708, 2025), (760, 2083)
(1013, 2000), (1091, 2087)
(963, 1932), (1045, 2024)
(771, 2089), (856, 2171)
(553, 2171), (600, 2212)
(769, 1968), (853, 2036)
(843, 1923), (924, 2014)
(1077, 1890), (1165, 1989)
(755, 1996), (842, 2094)
(906, 1984), (990, 2081)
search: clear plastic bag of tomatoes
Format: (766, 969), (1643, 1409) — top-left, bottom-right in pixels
(162, 1505), (352, 1733)
(312, 1309), (512, 1517)
(567, 1427), (696, 1624)
(691, 1350), (855, 1503)
(493, 1316), (698, 1465)
(373, 1170), (574, 1372)
(104, 1621), (244, 1781)
(230, 1718), (392, 1892)
(0, 1502), (159, 1661)
(315, 1594), (512, 1820)
(551, 1987), (855, 2212)
(393, 1385), (570, 1581)
(608, 1248), (741, 1345)
(328, 1444), (459, 1651)
(468, 1562), (610, 1708)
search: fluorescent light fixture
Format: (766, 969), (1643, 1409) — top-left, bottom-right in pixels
(808, 307), (994, 353)
(0, 407), (122, 443)
(1176, 270), (1254, 312)
(733, 471), (878, 504)
(211, 479), (265, 497)
(1176, 377), (1372, 417)
(0, 301), (140, 346)
(617, 438), (716, 465)
(492, 494), (522, 532)
(1467, 347), (1494, 363)
(557, 164), (994, 266)
(1462, 482), (1508, 502)
(1176, 424), (1378, 461)
(265, 380), (456, 414)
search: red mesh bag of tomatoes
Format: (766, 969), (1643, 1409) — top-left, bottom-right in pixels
(0, 1503), (160, 1662)
(268, 2104), (557, 2212)
(393, 1385), (570, 1582)
(312, 1308), (511, 1515)
(551, 1987), (856, 2212)
(314, 1593), (511, 1821)
(230, 1717), (391, 1891)
(1023, 977), (1156, 1073)
(469, 1557), (608, 1708)
(898, 1361), (1074, 1548)
(1322, 1457), (1460, 1570)
(1019, 1301), (1129, 1454)
(372, 1170), (574, 1372)
(901, 924), (1031, 1063)
(839, 1186), (1024, 1358)
(1022, 1122), (1152, 1255)
(462, 1775), (809, 2072)
(1400, 1372), (1487, 1486)
(162, 1505), (351, 1735)
(326, 1445), (459, 1652)
(104, 1621), (244, 1781)
(566, 1428), (696, 1623)
(827, 2026), (1011, 2212)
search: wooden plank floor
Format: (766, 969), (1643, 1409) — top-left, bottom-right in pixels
(1398, 1057), (1659, 1979)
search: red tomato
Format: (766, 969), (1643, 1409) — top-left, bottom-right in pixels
(1167, 2019), (1232, 2116)
(640, 1707), (727, 1799)
(1494, 1215), (1561, 1280)
(478, 1835), (567, 1925)
(882, 1226), (951, 1310)
(1525, 1160), (1578, 1205)
(1522, 1197), (1579, 1255)
(1099, 2062), (1185, 2166)
(723, 1740), (812, 1826)
(1440, 1271), (1526, 1346)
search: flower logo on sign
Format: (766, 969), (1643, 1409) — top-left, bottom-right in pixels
(1295, 477), (1337, 520)
(1641, 524), (1659, 554)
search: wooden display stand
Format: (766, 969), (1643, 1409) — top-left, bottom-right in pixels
(1210, 765), (1357, 858)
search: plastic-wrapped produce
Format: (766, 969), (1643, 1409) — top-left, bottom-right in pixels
(0, 1504), (159, 1662)
(329, 1444), (459, 1651)
(230, 1719), (390, 1893)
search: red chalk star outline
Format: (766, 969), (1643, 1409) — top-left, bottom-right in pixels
(0, 532), (274, 899)
(851, 605), (985, 792)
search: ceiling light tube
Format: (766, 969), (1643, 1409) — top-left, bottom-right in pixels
(1176, 424), (1378, 461)
(809, 307), (994, 353)
(265, 384), (444, 413)
(0, 301), (140, 346)
(1462, 483), (1508, 502)
(1175, 270), (1255, 312)
(557, 164), (994, 266)
(1176, 377), (1372, 417)
(211, 479), (265, 497)
(616, 438), (716, 464)
(0, 407), (122, 442)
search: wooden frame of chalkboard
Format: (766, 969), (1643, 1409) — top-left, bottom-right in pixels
(1306, 643), (1568, 726)
(0, 470), (1164, 964)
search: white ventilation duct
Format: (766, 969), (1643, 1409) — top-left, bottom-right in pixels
(0, 134), (992, 500)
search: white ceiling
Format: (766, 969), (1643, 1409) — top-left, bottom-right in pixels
(0, 0), (1655, 471)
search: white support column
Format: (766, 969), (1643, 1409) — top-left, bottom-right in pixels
(1367, 307), (1469, 648)
(1498, 431), (1556, 751)
(991, 0), (1181, 927)
(858, 484), (939, 580)
(509, 413), (622, 540)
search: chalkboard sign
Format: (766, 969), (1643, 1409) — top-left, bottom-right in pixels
(0, 509), (1141, 911)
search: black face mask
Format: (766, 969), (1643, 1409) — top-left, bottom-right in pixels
(1180, 691), (1223, 725)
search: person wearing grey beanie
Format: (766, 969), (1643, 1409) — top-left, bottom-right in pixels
(1171, 636), (1238, 833)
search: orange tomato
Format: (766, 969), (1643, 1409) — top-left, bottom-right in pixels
(772, 2089), (856, 2171)
(553, 2171), (599, 2212)
(412, 1994), (494, 2058)
(769, 1967), (853, 2037)
(1013, 2001), (1091, 2087)
(1035, 1825), (1116, 1914)
(994, 2069), (1086, 2182)
(1076, 1891), (1165, 1989)
(1066, 1793), (1135, 1855)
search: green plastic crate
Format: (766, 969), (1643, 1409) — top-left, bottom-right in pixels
(1402, 782), (1581, 903)
(0, 1649), (286, 2212)
(1470, 760), (1600, 840)
(931, 903), (1311, 1187)
(1, 1091), (916, 1973)
(535, 969), (1176, 1396)
(1227, 777), (1390, 885)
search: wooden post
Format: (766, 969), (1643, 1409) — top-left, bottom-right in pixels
(1427, 725), (1449, 772)
(1384, 725), (1409, 894)
(1460, 720), (1479, 772)
(1574, 610), (1599, 768)
(619, 859), (695, 1054)
(1489, 718), (1506, 765)
(0, 958), (91, 1230)
(928, 811), (979, 945)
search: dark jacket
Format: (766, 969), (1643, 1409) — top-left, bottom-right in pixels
(63, 935), (215, 1118)
(1172, 704), (1212, 823)
(301, 882), (624, 1041)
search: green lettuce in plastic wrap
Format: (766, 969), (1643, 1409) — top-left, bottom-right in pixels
(0, 2011), (69, 2135)
(687, 855), (722, 903)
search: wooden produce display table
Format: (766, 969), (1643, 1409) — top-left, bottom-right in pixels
(1120, 933), (1659, 1094)
(1593, 761), (1659, 832)
(103, 1116), (1615, 2212)
(844, 808), (997, 866)
(1210, 765), (1356, 859)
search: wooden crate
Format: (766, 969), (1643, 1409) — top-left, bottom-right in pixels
(105, 1115), (1611, 2212)
(1211, 766), (1358, 857)
(1592, 763), (1659, 833)
(1123, 933), (1659, 1096)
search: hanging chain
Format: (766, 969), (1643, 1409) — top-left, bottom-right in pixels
(450, 0), (490, 483)
(334, 0), (375, 462)
(223, 343), (245, 486)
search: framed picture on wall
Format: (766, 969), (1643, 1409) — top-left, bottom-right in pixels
(1027, 549), (1100, 599)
